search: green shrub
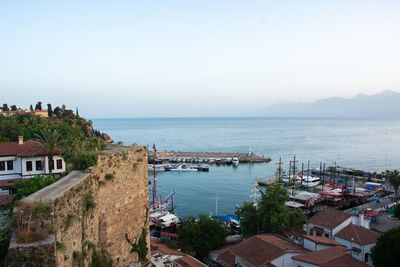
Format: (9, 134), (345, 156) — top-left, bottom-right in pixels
(76, 151), (98, 170)
(14, 175), (56, 199)
(394, 204), (400, 219)
(105, 173), (114, 181)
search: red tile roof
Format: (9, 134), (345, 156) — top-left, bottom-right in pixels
(174, 255), (207, 267)
(230, 234), (307, 267)
(292, 246), (368, 267)
(218, 250), (235, 266)
(335, 223), (380, 245)
(150, 240), (185, 256)
(308, 208), (352, 229)
(303, 235), (345, 247)
(0, 141), (61, 157)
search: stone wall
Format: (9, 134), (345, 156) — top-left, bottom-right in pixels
(8, 145), (150, 266)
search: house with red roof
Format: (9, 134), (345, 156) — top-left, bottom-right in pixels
(306, 208), (369, 239)
(302, 235), (345, 252)
(0, 136), (65, 193)
(228, 234), (308, 267)
(291, 246), (369, 267)
(151, 239), (207, 267)
(334, 223), (380, 266)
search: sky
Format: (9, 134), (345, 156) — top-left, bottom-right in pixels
(1, 1), (400, 118)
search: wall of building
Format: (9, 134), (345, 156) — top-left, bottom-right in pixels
(8, 145), (150, 266)
(0, 156), (21, 180)
(334, 237), (375, 266)
(291, 259), (319, 267)
(271, 252), (301, 267)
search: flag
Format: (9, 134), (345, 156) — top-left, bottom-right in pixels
(152, 144), (157, 153)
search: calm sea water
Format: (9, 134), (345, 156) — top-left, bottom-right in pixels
(92, 117), (400, 217)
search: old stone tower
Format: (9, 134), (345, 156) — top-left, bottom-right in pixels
(8, 145), (150, 266)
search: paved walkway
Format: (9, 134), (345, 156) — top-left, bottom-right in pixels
(24, 171), (90, 203)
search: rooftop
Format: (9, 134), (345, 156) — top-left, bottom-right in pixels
(0, 140), (60, 157)
(308, 208), (352, 229)
(335, 223), (380, 245)
(230, 234), (307, 267)
(303, 235), (345, 247)
(292, 246), (368, 267)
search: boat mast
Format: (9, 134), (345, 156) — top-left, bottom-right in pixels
(152, 144), (157, 208)
(215, 190), (218, 216)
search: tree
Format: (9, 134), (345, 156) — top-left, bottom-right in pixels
(53, 106), (62, 118)
(235, 184), (305, 236)
(371, 227), (400, 267)
(35, 101), (42, 110)
(388, 170), (400, 204)
(30, 104), (34, 111)
(10, 105), (17, 111)
(34, 128), (63, 174)
(2, 104), (9, 111)
(47, 104), (53, 117)
(177, 214), (228, 259)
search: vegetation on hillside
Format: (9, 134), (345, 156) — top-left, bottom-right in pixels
(235, 184), (305, 237)
(0, 102), (107, 169)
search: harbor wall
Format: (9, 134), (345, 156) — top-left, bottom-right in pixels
(8, 145), (150, 267)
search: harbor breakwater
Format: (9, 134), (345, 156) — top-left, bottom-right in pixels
(149, 151), (271, 164)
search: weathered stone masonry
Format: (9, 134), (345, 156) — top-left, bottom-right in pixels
(8, 145), (150, 266)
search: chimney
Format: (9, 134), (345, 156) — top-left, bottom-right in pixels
(18, 136), (23, 145)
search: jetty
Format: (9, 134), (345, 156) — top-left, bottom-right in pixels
(149, 151), (271, 164)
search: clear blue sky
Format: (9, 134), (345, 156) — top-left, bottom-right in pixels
(1, 1), (399, 118)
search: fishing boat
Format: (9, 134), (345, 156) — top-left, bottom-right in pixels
(298, 174), (321, 187)
(166, 164), (198, 171)
(232, 157), (239, 166)
(156, 213), (181, 229)
(148, 164), (167, 171)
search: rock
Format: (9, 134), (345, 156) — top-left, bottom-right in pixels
(101, 133), (113, 143)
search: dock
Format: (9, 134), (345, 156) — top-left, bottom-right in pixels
(149, 151), (271, 164)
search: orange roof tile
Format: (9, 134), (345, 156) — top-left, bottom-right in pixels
(230, 234), (307, 267)
(308, 208), (352, 229)
(303, 235), (345, 247)
(335, 224), (380, 245)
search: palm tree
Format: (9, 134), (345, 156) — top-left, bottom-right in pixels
(388, 170), (400, 204)
(35, 128), (63, 175)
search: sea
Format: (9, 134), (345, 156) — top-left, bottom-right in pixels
(92, 117), (400, 218)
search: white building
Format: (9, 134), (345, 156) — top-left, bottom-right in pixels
(0, 136), (65, 193)
(334, 223), (380, 266)
(306, 208), (369, 239)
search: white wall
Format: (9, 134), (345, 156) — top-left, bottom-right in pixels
(332, 217), (352, 236)
(271, 253), (301, 267)
(291, 259), (319, 267)
(0, 156), (22, 180)
(334, 237), (375, 266)
(303, 238), (316, 251)
(21, 156), (47, 177)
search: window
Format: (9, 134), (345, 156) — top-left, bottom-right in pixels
(7, 161), (13, 170)
(325, 233), (329, 238)
(50, 160), (54, 170)
(36, 160), (43, 171)
(26, 161), (32, 171)
(0, 161), (4, 171)
(57, 159), (63, 169)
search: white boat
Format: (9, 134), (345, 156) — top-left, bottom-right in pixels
(149, 209), (170, 227)
(168, 164), (198, 171)
(157, 213), (181, 228)
(282, 176), (302, 185)
(298, 174), (321, 187)
(148, 164), (167, 171)
(232, 157), (239, 166)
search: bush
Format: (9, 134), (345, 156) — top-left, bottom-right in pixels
(394, 204), (400, 219)
(76, 152), (98, 170)
(14, 175), (56, 199)
(105, 173), (114, 181)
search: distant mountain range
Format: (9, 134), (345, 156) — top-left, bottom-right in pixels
(262, 90), (400, 118)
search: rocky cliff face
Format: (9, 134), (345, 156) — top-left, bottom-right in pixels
(8, 145), (149, 267)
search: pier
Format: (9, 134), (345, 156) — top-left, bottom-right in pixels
(149, 151), (271, 164)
